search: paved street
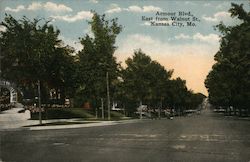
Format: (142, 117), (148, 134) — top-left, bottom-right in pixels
(1, 108), (250, 162)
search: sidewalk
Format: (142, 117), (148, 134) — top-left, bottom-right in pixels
(0, 107), (32, 130)
(0, 108), (140, 131)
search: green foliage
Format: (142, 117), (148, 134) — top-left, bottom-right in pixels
(123, 49), (172, 102)
(30, 108), (95, 119)
(122, 49), (204, 112)
(0, 14), (77, 103)
(76, 12), (122, 108)
(30, 108), (125, 120)
(0, 12), (205, 117)
(205, 3), (250, 109)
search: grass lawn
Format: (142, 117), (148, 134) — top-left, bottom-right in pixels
(30, 108), (127, 120)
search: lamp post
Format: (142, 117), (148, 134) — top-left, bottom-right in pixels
(106, 71), (111, 120)
(140, 100), (142, 119)
(30, 29), (42, 125)
(0, 45), (1, 79)
(101, 98), (104, 119)
(37, 49), (42, 125)
(158, 97), (163, 119)
(38, 80), (42, 125)
(0, 51), (1, 96)
(98, 62), (111, 120)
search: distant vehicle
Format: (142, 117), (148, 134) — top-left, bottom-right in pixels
(213, 108), (226, 113)
(111, 106), (124, 111)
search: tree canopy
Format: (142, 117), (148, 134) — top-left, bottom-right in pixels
(205, 3), (250, 112)
(122, 49), (205, 114)
(0, 12), (205, 116)
(0, 14), (76, 103)
(75, 12), (122, 108)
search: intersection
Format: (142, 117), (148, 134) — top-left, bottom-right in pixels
(1, 108), (250, 162)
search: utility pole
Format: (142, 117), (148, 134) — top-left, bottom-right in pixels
(158, 98), (162, 119)
(106, 72), (110, 120)
(95, 107), (98, 119)
(0, 45), (2, 95)
(38, 80), (42, 125)
(101, 98), (104, 119)
(0, 45), (1, 79)
(140, 100), (142, 119)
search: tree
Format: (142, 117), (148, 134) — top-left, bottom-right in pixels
(166, 78), (188, 114)
(122, 49), (173, 112)
(205, 3), (250, 116)
(76, 12), (122, 111)
(0, 14), (76, 104)
(121, 49), (205, 116)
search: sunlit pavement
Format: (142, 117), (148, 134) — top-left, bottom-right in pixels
(1, 108), (250, 162)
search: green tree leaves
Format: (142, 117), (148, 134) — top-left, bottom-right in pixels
(0, 14), (76, 103)
(1, 12), (205, 114)
(76, 12), (122, 108)
(122, 49), (205, 112)
(205, 3), (250, 110)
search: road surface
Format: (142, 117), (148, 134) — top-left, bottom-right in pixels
(1, 108), (250, 162)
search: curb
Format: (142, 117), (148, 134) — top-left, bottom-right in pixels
(27, 119), (142, 131)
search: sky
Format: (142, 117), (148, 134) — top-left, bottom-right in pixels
(0, 0), (249, 95)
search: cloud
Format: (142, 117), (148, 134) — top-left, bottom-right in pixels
(142, 6), (161, 12)
(126, 5), (162, 12)
(0, 25), (7, 32)
(27, 2), (43, 11)
(89, 0), (98, 4)
(128, 34), (155, 44)
(5, 5), (25, 12)
(51, 11), (93, 22)
(44, 2), (73, 12)
(115, 34), (219, 94)
(116, 34), (219, 58)
(106, 4), (122, 14)
(175, 33), (191, 39)
(125, 6), (142, 12)
(5, 2), (72, 13)
(106, 4), (162, 14)
(193, 33), (220, 43)
(202, 11), (230, 22)
(174, 33), (219, 44)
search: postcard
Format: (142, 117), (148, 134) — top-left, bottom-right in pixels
(0, 0), (249, 162)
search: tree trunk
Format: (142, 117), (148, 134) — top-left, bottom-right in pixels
(239, 107), (242, 117)
(225, 106), (228, 116)
(234, 107), (236, 116)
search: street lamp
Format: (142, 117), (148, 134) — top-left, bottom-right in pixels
(0, 45), (2, 79)
(106, 71), (111, 120)
(29, 30), (42, 124)
(98, 62), (111, 120)
(101, 98), (104, 119)
(158, 97), (163, 119)
(38, 80), (42, 125)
